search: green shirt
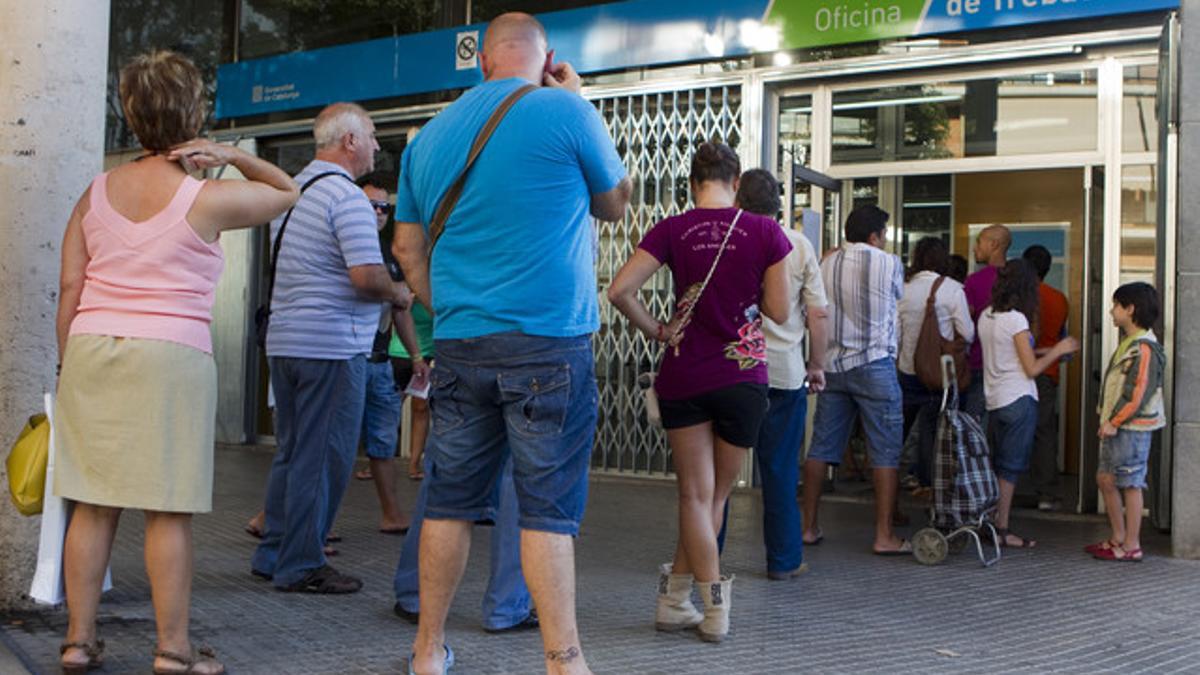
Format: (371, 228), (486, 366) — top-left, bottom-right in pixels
(389, 303), (435, 359)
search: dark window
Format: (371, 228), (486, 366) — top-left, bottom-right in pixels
(238, 0), (445, 61)
(106, 0), (235, 152)
(470, 0), (620, 22)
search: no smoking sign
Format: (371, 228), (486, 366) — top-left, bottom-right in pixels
(456, 31), (478, 70)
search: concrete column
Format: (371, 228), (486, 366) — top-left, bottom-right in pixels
(1175, 0), (1200, 558)
(0, 2), (110, 608)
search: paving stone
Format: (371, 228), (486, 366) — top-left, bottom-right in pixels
(3, 445), (1200, 673)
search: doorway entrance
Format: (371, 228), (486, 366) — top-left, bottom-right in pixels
(770, 47), (1168, 516)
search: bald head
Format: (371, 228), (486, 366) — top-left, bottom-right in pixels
(975, 224), (1012, 267)
(480, 12), (547, 82)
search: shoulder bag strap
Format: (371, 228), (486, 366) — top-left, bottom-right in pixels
(676, 209), (744, 328)
(265, 170), (350, 312)
(655, 209), (744, 361)
(926, 275), (947, 307)
(427, 83), (538, 253)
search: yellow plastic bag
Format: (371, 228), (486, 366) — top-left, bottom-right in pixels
(7, 413), (49, 516)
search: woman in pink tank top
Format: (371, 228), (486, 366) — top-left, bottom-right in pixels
(54, 51), (299, 675)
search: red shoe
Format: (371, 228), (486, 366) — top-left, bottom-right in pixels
(1093, 546), (1143, 562)
(1084, 539), (1117, 555)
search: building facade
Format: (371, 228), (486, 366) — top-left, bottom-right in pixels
(4, 2), (1200, 612)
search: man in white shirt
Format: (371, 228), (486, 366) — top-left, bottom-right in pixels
(736, 170), (828, 580)
(802, 205), (910, 555)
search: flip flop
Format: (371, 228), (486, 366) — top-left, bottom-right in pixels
(380, 526), (411, 536)
(323, 545), (339, 557)
(326, 534), (343, 543)
(408, 644), (454, 675)
(244, 523), (264, 539)
(1084, 539), (1118, 554)
(354, 469), (373, 481)
(996, 528), (1037, 549)
(873, 540), (913, 556)
(408, 471), (425, 481)
(802, 530), (824, 546)
(1094, 546), (1143, 562)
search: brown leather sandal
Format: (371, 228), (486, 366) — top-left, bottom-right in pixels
(60, 639), (104, 674)
(153, 646), (226, 675)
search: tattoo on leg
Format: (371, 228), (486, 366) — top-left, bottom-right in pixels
(546, 647), (580, 663)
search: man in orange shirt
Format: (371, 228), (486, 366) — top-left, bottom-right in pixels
(1023, 245), (1069, 511)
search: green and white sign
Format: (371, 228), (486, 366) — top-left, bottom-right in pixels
(763, 0), (1178, 50)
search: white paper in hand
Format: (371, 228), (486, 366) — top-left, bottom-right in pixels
(404, 372), (431, 399)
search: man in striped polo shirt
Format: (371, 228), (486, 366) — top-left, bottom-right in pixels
(801, 205), (911, 556)
(251, 102), (411, 594)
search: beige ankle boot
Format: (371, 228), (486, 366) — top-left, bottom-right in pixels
(696, 575), (734, 643)
(655, 563), (704, 632)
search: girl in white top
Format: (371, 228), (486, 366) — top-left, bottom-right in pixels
(896, 237), (973, 488)
(978, 259), (1078, 548)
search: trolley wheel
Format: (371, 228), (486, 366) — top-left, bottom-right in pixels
(912, 528), (948, 566)
(947, 534), (969, 555)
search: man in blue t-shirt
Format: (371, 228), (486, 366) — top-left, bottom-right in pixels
(393, 12), (630, 675)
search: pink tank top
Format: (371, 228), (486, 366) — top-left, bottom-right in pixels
(70, 171), (224, 354)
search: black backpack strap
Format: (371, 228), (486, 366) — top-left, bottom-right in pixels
(264, 170), (351, 313)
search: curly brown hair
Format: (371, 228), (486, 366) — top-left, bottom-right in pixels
(118, 50), (207, 152)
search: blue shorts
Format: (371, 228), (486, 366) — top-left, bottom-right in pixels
(361, 360), (402, 459)
(1098, 428), (1152, 489)
(425, 332), (597, 536)
(807, 357), (904, 469)
(988, 395), (1038, 484)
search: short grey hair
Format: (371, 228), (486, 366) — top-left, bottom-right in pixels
(313, 102), (370, 150)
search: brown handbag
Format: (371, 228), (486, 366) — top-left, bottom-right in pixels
(914, 276), (971, 392)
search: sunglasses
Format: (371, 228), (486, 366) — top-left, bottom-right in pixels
(369, 200), (393, 215)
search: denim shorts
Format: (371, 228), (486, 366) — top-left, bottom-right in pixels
(659, 382), (769, 448)
(807, 357), (904, 469)
(987, 395), (1038, 484)
(424, 332), (597, 536)
(1098, 428), (1152, 489)
(361, 360), (402, 459)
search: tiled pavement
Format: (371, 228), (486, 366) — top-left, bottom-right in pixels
(4, 445), (1200, 674)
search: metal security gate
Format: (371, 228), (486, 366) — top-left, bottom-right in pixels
(589, 84), (744, 477)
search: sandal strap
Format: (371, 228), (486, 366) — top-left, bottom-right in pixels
(61, 639), (105, 657)
(154, 649), (195, 667)
(154, 646), (221, 671)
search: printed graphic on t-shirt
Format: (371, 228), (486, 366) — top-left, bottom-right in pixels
(725, 304), (766, 370)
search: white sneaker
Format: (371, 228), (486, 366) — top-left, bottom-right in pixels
(1037, 498), (1060, 512)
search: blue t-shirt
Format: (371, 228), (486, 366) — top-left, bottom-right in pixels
(265, 160), (383, 359)
(395, 78), (627, 340)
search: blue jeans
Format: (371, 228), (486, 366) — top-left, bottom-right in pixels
(808, 358), (903, 469)
(426, 332), (597, 535)
(899, 373), (939, 487)
(254, 355), (366, 587)
(754, 387), (808, 574)
(988, 395), (1039, 484)
(361, 360), (402, 460)
(394, 454), (532, 629)
(1098, 428), (1152, 490)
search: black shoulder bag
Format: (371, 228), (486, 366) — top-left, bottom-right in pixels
(255, 170), (350, 347)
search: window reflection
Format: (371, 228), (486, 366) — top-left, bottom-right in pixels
(1123, 64), (1158, 154)
(238, 0), (444, 61)
(1120, 165), (1157, 285)
(831, 70), (1098, 164)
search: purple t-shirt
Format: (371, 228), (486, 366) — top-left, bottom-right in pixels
(964, 264), (1000, 370)
(639, 207), (792, 400)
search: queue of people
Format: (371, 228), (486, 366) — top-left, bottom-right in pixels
(50, 11), (1167, 675)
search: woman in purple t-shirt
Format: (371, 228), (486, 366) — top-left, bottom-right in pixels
(608, 142), (791, 643)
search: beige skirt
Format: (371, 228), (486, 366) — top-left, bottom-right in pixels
(54, 334), (216, 513)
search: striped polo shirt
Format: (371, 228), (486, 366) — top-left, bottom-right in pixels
(265, 160), (383, 360)
(821, 241), (904, 373)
